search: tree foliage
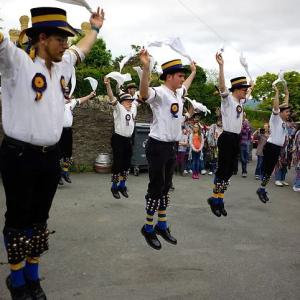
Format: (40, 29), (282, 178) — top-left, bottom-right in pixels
(252, 71), (300, 116)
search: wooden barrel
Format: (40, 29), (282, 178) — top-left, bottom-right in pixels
(94, 153), (112, 173)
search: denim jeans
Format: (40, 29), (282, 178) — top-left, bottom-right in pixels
(240, 143), (249, 174)
(275, 166), (287, 181)
(192, 151), (200, 173)
(294, 167), (300, 188)
(255, 155), (264, 177)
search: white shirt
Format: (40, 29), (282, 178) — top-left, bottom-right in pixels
(63, 99), (79, 128)
(267, 109), (288, 146)
(0, 37), (84, 146)
(146, 85), (186, 142)
(221, 91), (244, 134)
(113, 101), (137, 137)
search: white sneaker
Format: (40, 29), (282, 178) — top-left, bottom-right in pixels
(183, 170), (188, 175)
(275, 180), (284, 187)
(208, 171), (213, 175)
(293, 186), (300, 192)
(201, 170), (207, 175)
(242, 173), (247, 178)
(281, 181), (289, 186)
(188, 170), (193, 174)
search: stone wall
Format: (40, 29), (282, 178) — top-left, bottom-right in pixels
(0, 96), (152, 169)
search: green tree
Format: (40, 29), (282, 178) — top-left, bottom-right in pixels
(252, 71), (300, 114)
(71, 35), (112, 68)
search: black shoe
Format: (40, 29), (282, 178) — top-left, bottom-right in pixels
(6, 276), (32, 300)
(141, 226), (161, 250)
(62, 172), (71, 183)
(219, 203), (228, 216)
(256, 189), (267, 203)
(26, 279), (47, 300)
(111, 188), (120, 199)
(118, 186), (129, 198)
(207, 198), (221, 217)
(263, 192), (269, 202)
(154, 225), (177, 245)
(58, 177), (64, 185)
(169, 185), (175, 191)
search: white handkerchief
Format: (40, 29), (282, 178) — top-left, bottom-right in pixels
(239, 51), (252, 80)
(119, 51), (135, 72)
(106, 72), (132, 88)
(84, 77), (98, 91)
(69, 67), (76, 98)
(272, 70), (287, 87)
(147, 37), (193, 63)
(185, 97), (211, 116)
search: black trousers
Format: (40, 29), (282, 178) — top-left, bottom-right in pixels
(0, 138), (61, 229)
(262, 142), (281, 179)
(215, 131), (240, 182)
(58, 127), (73, 160)
(111, 133), (133, 174)
(146, 137), (176, 199)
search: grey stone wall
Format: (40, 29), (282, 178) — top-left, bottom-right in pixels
(0, 97), (152, 169)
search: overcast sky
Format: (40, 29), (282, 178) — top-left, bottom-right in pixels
(1, 0), (300, 80)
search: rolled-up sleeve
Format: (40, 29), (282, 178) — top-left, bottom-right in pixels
(63, 45), (85, 66)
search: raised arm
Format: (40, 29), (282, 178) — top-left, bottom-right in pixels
(139, 48), (151, 101)
(216, 53), (226, 93)
(273, 85), (280, 112)
(104, 77), (117, 105)
(75, 7), (105, 56)
(246, 80), (255, 99)
(183, 61), (197, 91)
(77, 91), (96, 105)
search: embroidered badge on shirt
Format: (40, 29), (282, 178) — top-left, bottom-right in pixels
(171, 103), (179, 118)
(125, 114), (131, 126)
(60, 76), (69, 98)
(236, 105), (243, 118)
(32, 73), (47, 101)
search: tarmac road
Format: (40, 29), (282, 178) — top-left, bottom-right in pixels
(0, 160), (299, 300)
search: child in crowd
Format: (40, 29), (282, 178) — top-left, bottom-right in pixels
(190, 124), (204, 179)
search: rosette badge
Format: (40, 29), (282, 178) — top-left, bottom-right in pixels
(171, 103), (179, 118)
(32, 73), (47, 101)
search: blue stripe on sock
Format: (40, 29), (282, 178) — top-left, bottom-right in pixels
(111, 182), (118, 189)
(24, 261), (39, 281)
(10, 269), (26, 288)
(144, 224), (154, 233)
(118, 180), (126, 189)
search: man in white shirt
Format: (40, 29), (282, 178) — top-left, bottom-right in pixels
(256, 85), (290, 203)
(207, 53), (251, 218)
(104, 77), (137, 199)
(139, 49), (196, 250)
(0, 6), (104, 299)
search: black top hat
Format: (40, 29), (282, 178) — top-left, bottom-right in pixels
(23, 7), (78, 38)
(229, 76), (251, 92)
(119, 93), (134, 103)
(160, 59), (188, 80)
